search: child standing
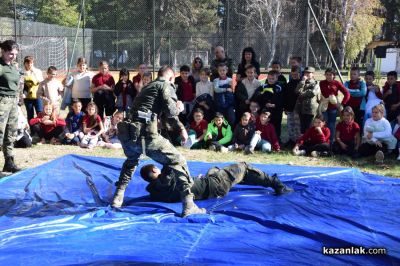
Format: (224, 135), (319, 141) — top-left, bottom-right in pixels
(213, 64), (235, 126)
(228, 112), (255, 152)
(382, 71), (400, 121)
(193, 68), (214, 122)
(364, 71), (384, 123)
(235, 65), (261, 120)
(80, 102), (104, 149)
(319, 68), (350, 143)
(99, 111), (124, 149)
(251, 70), (284, 140)
(344, 67), (367, 128)
(29, 102), (66, 144)
(359, 104), (397, 163)
(91, 61), (116, 119)
(332, 106), (360, 157)
(295, 67), (321, 134)
(204, 112), (232, 152)
(271, 60), (287, 87)
(132, 63), (147, 91)
(247, 110), (280, 154)
(283, 66), (302, 146)
(175, 65), (196, 125)
(114, 68), (136, 113)
(141, 71), (152, 88)
(63, 99), (85, 145)
(249, 100), (260, 124)
(293, 114), (331, 157)
(22, 56), (44, 122)
(37, 66), (63, 115)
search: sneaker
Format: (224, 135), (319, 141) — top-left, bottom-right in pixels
(208, 144), (216, 151)
(375, 150), (384, 164)
(183, 137), (193, 149)
(311, 151), (319, 157)
(292, 148), (306, 156)
(397, 155), (400, 161)
(244, 146), (254, 155)
(220, 146), (229, 153)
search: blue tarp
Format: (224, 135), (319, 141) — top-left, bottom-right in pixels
(0, 154), (399, 265)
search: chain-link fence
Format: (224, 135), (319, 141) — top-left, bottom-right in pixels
(0, 0), (332, 73)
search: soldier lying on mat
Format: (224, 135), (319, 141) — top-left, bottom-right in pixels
(139, 162), (293, 203)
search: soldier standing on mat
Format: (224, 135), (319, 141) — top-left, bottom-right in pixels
(112, 65), (206, 217)
(0, 40), (22, 173)
(139, 162), (294, 203)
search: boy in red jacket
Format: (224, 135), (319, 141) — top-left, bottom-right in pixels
(292, 114), (331, 157)
(246, 109), (280, 154)
(29, 102), (66, 144)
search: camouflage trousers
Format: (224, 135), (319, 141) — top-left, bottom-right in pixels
(205, 162), (274, 197)
(118, 127), (193, 197)
(286, 111), (302, 143)
(0, 96), (18, 158)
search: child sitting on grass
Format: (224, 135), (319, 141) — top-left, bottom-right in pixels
(292, 114), (331, 157)
(246, 110), (280, 154)
(228, 112), (255, 153)
(392, 112), (400, 160)
(332, 106), (360, 157)
(63, 99), (85, 145)
(204, 112), (232, 153)
(359, 104), (397, 163)
(80, 102), (104, 149)
(184, 108), (208, 149)
(98, 111), (124, 149)
(29, 101), (66, 145)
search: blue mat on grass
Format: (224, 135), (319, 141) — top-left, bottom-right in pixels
(0, 154), (399, 265)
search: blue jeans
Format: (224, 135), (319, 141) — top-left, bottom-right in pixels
(249, 134), (272, 152)
(322, 109), (337, 144)
(24, 98), (43, 122)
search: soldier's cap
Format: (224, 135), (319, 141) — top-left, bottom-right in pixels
(304, 66), (315, 73)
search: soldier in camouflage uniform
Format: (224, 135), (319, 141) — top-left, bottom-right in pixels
(0, 40), (22, 173)
(140, 162), (294, 203)
(112, 66), (206, 217)
(295, 67), (321, 133)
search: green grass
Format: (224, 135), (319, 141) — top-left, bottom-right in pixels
(3, 143), (399, 179)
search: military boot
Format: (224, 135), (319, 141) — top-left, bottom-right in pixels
(181, 194), (206, 217)
(111, 184), (127, 208)
(268, 174), (294, 195)
(2, 156), (21, 173)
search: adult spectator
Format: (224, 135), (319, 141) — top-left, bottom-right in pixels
(191, 57), (203, 83)
(22, 56), (44, 122)
(210, 46), (234, 81)
(0, 40), (22, 172)
(236, 47), (260, 82)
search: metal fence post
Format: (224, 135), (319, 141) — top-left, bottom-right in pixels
(305, 3), (310, 67)
(152, 0), (156, 74)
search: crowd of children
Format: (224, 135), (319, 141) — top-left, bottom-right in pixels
(15, 49), (400, 163)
